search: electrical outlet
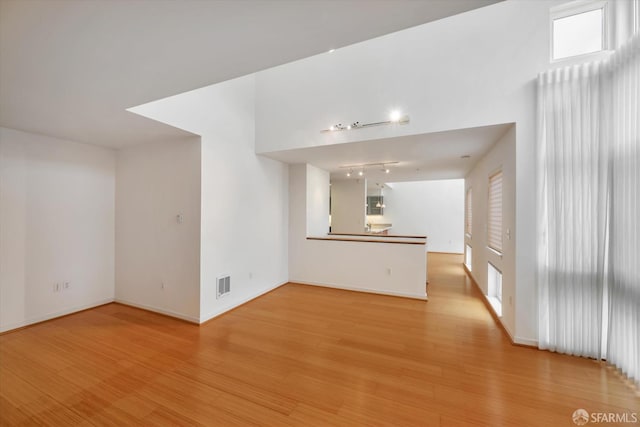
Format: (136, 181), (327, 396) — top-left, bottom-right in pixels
(63, 282), (70, 290)
(53, 283), (60, 292)
(387, 267), (392, 276)
(161, 281), (165, 290)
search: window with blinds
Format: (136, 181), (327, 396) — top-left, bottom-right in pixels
(488, 170), (503, 253)
(465, 188), (472, 236)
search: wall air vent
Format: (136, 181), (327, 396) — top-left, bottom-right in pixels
(217, 275), (230, 299)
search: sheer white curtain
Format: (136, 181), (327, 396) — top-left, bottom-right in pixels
(537, 34), (640, 386)
(537, 62), (609, 359)
(606, 34), (639, 386)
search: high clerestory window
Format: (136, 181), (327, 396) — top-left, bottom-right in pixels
(551, 0), (608, 61)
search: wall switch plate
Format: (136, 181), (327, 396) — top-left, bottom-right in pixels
(63, 282), (70, 290)
(387, 267), (392, 275)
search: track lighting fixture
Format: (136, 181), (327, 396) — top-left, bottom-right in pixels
(340, 162), (398, 178)
(321, 113), (409, 133)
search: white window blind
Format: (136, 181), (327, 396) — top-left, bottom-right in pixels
(465, 188), (472, 236)
(488, 170), (503, 253)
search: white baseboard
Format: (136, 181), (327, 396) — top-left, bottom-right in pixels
(0, 298), (114, 333)
(114, 299), (200, 324)
(200, 280), (288, 324)
(514, 336), (538, 347)
(290, 280), (428, 301)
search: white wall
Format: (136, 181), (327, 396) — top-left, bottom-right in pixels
(255, 0), (555, 343)
(128, 75), (289, 324)
(330, 179), (366, 233)
(368, 179), (464, 253)
(306, 164), (330, 236)
(290, 164), (427, 299)
(0, 127), (115, 332)
(465, 125), (517, 340)
(115, 137), (201, 322)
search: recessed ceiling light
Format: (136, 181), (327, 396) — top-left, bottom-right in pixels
(328, 49), (335, 53)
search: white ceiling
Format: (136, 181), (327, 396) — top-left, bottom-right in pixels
(0, 0), (501, 148)
(261, 123), (513, 184)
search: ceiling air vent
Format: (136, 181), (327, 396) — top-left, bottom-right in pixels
(217, 275), (230, 299)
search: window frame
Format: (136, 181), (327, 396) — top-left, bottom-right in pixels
(465, 187), (472, 238)
(465, 244), (473, 271)
(487, 168), (503, 255)
(486, 261), (503, 317)
(550, 0), (610, 63)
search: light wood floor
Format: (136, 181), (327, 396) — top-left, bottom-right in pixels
(1, 254), (638, 426)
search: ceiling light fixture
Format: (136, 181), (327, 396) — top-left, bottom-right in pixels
(321, 114), (409, 133)
(340, 161), (399, 174)
(375, 184), (385, 208)
(338, 162), (400, 172)
(328, 49), (336, 53)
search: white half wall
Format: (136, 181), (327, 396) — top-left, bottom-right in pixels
(0, 127), (115, 332)
(290, 164), (427, 299)
(465, 125), (516, 339)
(368, 179), (464, 253)
(127, 75), (289, 324)
(330, 178), (366, 234)
(115, 137), (202, 322)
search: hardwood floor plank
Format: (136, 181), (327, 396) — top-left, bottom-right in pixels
(1, 253), (638, 426)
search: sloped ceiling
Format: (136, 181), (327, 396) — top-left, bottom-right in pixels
(0, 0), (501, 147)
